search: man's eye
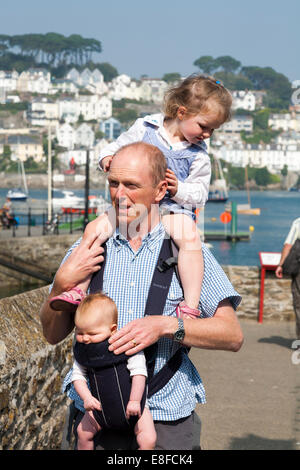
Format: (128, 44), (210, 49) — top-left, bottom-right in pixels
(109, 181), (118, 187)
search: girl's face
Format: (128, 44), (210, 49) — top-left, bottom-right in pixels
(177, 104), (224, 145)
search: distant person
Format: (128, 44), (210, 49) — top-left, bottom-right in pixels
(275, 217), (300, 340)
(71, 292), (156, 451)
(50, 75), (233, 321)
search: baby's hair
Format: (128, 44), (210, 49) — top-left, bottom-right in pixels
(114, 141), (167, 187)
(76, 292), (118, 325)
(163, 74), (232, 123)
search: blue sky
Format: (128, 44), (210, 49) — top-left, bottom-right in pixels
(2, 0), (299, 82)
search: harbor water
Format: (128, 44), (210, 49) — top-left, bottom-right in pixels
(0, 188), (299, 267)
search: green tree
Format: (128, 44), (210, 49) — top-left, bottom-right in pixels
(162, 73), (181, 83)
(193, 56), (217, 74)
(215, 56), (241, 73)
(254, 167), (272, 186)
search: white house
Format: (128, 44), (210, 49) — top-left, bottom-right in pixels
(214, 143), (300, 173)
(58, 98), (79, 123)
(17, 68), (51, 94)
(232, 90), (256, 111)
(138, 78), (168, 104)
(268, 113), (300, 132)
(56, 123), (76, 149)
(27, 98), (59, 127)
(49, 79), (78, 95)
(108, 74), (140, 101)
(74, 123), (95, 148)
(220, 115), (253, 133)
(0, 70), (19, 91)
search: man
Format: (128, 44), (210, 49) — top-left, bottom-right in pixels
(40, 142), (243, 450)
(275, 217), (300, 340)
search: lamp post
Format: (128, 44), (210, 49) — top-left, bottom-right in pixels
(47, 125), (52, 221)
(83, 148), (90, 230)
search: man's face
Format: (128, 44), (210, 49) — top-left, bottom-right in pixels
(108, 148), (164, 230)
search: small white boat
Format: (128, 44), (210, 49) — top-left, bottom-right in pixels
(6, 188), (28, 201)
(6, 160), (29, 201)
(52, 190), (85, 213)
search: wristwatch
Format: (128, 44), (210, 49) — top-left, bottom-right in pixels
(174, 318), (185, 342)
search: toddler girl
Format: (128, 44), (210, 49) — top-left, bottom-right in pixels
(50, 75), (232, 319)
(72, 292), (156, 450)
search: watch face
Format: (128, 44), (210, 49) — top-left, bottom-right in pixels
(174, 318), (185, 342)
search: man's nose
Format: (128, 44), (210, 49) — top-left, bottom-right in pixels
(82, 335), (90, 343)
(115, 184), (126, 200)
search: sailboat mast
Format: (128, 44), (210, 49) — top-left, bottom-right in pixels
(20, 160), (28, 194)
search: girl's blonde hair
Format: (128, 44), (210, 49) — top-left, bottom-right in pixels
(163, 74), (232, 122)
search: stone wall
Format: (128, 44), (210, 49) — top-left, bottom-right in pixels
(0, 262), (295, 450)
(0, 287), (73, 450)
(223, 265), (294, 322)
(0, 234), (79, 289)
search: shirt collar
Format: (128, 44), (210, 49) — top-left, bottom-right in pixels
(112, 222), (165, 253)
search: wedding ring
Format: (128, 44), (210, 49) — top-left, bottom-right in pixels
(131, 339), (137, 347)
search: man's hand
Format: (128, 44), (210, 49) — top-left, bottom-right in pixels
(275, 265), (283, 279)
(126, 400), (141, 419)
(108, 316), (175, 355)
(101, 155), (113, 172)
(165, 168), (178, 197)
(53, 233), (104, 293)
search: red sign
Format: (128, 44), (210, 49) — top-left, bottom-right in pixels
(220, 212), (232, 224)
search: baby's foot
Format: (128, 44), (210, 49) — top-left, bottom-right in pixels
(50, 287), (85, 313)
(176, 301), (201, 320)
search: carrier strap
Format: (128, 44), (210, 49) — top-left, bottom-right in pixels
(89, 236), (186, 398)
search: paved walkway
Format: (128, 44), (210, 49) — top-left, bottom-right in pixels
(190, 319), (300, 450)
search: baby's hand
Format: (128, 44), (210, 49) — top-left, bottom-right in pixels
(126, 400), (141, 419)
(101, 155), (113, 172)
(165, 168), (178, 197)
(84, 396), (101, 411)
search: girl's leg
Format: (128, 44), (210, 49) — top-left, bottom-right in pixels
(161, 213), (203, 312)
(77, 411), (101, 450)
(134, 407), (157, 450)
(50, 209), (116, 312)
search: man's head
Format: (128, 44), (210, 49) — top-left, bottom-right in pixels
(108, 142), (167, 235)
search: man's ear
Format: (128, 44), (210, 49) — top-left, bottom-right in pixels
(155, 180), (168, 203)
(111, 323), (117, 334)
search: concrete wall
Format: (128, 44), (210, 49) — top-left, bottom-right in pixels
(0, 237), (295, 450)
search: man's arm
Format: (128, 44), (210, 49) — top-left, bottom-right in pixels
(108, 299), (243, 355)
(40, 233), (104, 344)
(275, 243), (292, 279)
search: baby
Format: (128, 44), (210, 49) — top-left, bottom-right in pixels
(71, 292), (156, 450)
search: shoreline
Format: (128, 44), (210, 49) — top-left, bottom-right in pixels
(0, 172), (286, 191)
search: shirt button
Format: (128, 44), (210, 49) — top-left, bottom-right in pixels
(130, 282), (135, 287)
(128, 309), (133, 315)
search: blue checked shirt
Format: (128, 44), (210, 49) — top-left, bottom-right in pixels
(60, 222), (241, 421)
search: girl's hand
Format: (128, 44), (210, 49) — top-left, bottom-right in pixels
(101, 155), (113, 172)
(165, 168), (178, 197)
(126, 400), (141, 418)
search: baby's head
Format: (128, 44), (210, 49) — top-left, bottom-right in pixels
(163, 74), (232, 125)
(74, 292), (118, 344)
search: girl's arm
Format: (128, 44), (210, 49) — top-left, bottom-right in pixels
(98, 117), (145, 168)
(172, 152), (211, 207)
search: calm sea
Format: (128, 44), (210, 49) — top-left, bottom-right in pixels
(0, 187), (299, 267)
